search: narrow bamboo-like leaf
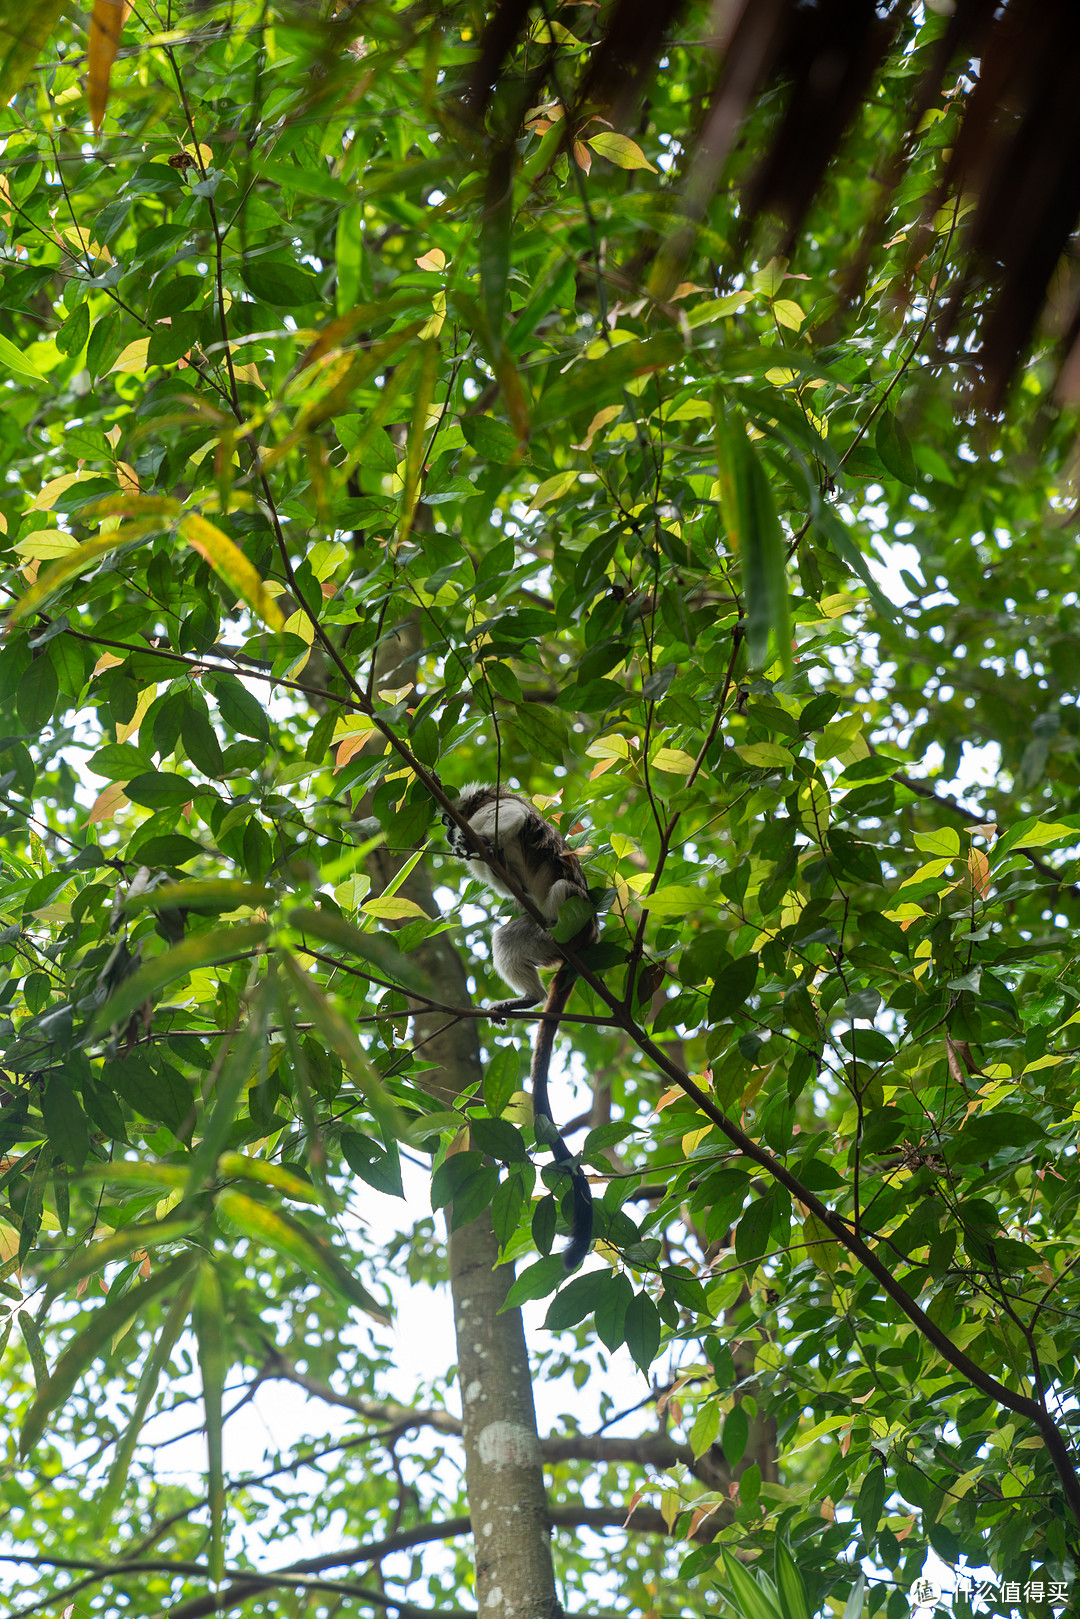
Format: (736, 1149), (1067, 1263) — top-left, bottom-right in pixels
(91, 922), (271, 1038)
(18, 1310), (49, 1388)
(399, 339), (439, 542)
(773, 1541), (812, 1619)
(9, 523), (164, 624)
(715, 403), (792, 675)
(178, 513), (285, 632)
(0, 0), (67, 106)
(533, 333), (683, 433)
(20, 1253), (196, 1456)
(814, 505), (895, 619)
(87, 0), (129, 132)
(105, 1270), (195, 1508)
(217, 1151), (321, 1204)
(481, 147), (513, 349)
(123, 880), (274, 916)
(294, 320), (423, 437)
(42, 1217), (197, 1302)
(77, 1161), (190, 1193)
(185, 980), (274, 1195)
(288, 906), (434, 993)
(216, 1188), (391, 1322)
(82, 492), (183, 520)
(277, 949), (397, 1126)
(0, 331), (43, 381)
(721, 1548), (783, 1619)
(193, 1262), (227, 1580)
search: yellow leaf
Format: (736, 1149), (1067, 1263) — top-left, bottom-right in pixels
(585, 734), (629, 760)
(281, 609), (315, 644)
(803, 1212), (840, 1276)
(587, 132), (658, 173)
(897, 858), (953, 890)
(414, 248), (446, 272)
(1014, 820), (1076, 847)
(335, 730), (376, 770)
(117, 683), (157, 744)
(13, 529), (78, 561)
(89, 782), (128, 823)
(92, 651), (124, 676)
(362, 896), (428, 921)
(573, 139), (592, 176)
(109, 338), (150, 375)
(681, 1125), (711, 1156)
(772, 299), (805, 330)
(686, 294), (746, 327)
(814, 714), (863, 763)
(232, 362), (264, 389)
(418, 290), (446, 340)
(651, 746), (697, 775)
(116, 461), (139, 493)
(913, 827), (961, 857)
(736, 741), (795, 769)
(88, 0), (130, 133)
(573, 404), (620, 450)
(527, 470), (578, 511)
(178, 513), (285, 632)
(29, 474), (88, 513)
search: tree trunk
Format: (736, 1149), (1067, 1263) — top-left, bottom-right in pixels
(366, 728), (562, 1619)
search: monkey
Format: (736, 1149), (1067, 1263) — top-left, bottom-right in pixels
(442, 784), (597, 1270)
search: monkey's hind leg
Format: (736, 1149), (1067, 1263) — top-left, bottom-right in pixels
(487, 916), (561, 1020)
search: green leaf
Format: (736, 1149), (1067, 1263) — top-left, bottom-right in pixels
(623, 1289), (661, 1372)
(17, 652), (58, 731)
(735, 1195), (773, 1266)
(206, 672), (270, 743)
(715, 404), (792, 676)
(56, 301), (90, 357)
(544, 1272), (606, 1330)
(722, 1401), (749, 1466)
(874, 411), (917, 484)
(123, 771), (198, 808)
(501, 1254), (566, 1310)
(88, 742), (154, 780)
(483, 1045), (520, 1117)
(240, 258), (320, 305)
(587, 131), (658, 172)
(40, 1073), (89, 1170)
(340, 1132), (404, 1198)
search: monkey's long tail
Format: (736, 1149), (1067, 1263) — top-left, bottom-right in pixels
(532, 965), (593, 1272)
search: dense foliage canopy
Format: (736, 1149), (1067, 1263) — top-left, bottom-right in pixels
(1, 3), (1080, 1617)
